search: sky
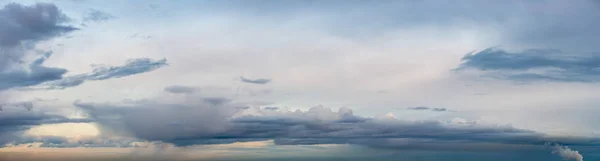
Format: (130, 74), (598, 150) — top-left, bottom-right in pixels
(0, 0), (599, 161)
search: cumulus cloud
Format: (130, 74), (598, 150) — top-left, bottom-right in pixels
(455, 47), (600, 82)
(240, 77), (271, 84)
(70, 94), (600, 151)
(553, 145), (584, 161)
(36, 58), (168, 89)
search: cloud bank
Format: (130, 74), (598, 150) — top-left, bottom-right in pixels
(68, 92), (600, 152)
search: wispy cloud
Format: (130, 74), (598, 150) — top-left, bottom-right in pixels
(455, 47), (600, 83)
(240, 77), (271, 84)
(407, 106), (448, 112)
(82, 9), (116, 22)
(35, 58), (168, 89)
(164, 85), (196, 94)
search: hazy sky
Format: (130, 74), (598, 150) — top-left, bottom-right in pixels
(0, 0), (599, 161)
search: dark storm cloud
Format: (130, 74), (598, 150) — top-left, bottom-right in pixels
(456, 48), (600, 82)
(39, 58), (168, 89)
(164, 85), (196, 94)
(240, 77), (271, 84)
(72, 99), (600, 151)
(407, 106), (448, 112)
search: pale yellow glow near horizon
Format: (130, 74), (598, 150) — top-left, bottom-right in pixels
(25, 123), (100, 137)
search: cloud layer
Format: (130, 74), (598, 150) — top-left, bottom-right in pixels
(456, 48), (600, 82)
(70, 93), (600, 152)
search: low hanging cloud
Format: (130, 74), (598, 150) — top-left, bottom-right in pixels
(553, 145), (584, 161)
(0, 105), (93, 146)
(455, 47), (600, 82)
(240, 77), (271, 84)
(35, 58), (168, 89)
(67, 93), (600, 151)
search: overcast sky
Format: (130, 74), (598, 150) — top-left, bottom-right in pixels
(0, 0), (599, 161)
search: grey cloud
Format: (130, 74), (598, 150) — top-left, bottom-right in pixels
(240, 77), (271, 84)
(263, 107), (279, 110)
(0, 51), (68, 90)
(0, 3), (76, 90)
(0, 105), (93, 145)
(197, 0), (600, 51)
(83, 9), (116, 22)
(164, 85), (196, 94)
(39, 58), (168, 89)
(407, 106), (448, 112)
(455, 47), (600, 82)
(202, 97), (231, 106)
(73, 98), (599, 151)
(0, 2), (77, 47)
(553, 145), (584, 161)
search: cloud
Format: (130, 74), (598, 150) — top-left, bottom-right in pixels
(164, 85), (196, 94)
(0, 51), (68, 90)
(36, 58), (168, 89)
(455, 47), (600, 82)
(188, 1), (600, 50)
(263, 107), (279, 111)
(70, 94), (600, 151)
(202, 97), (231, 106)
(82, 9), (116, 22)
(553, 145), (584, 161)
(0, 3), (77, 90)
(0, 105), (93, 146)
(407, 106), (448, 112)
(0, 2), (77, 48)
(240, 77), (271, 84)
(0, 3), (165, 91)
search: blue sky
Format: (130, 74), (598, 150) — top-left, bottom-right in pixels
(0, 0), (599, 161)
